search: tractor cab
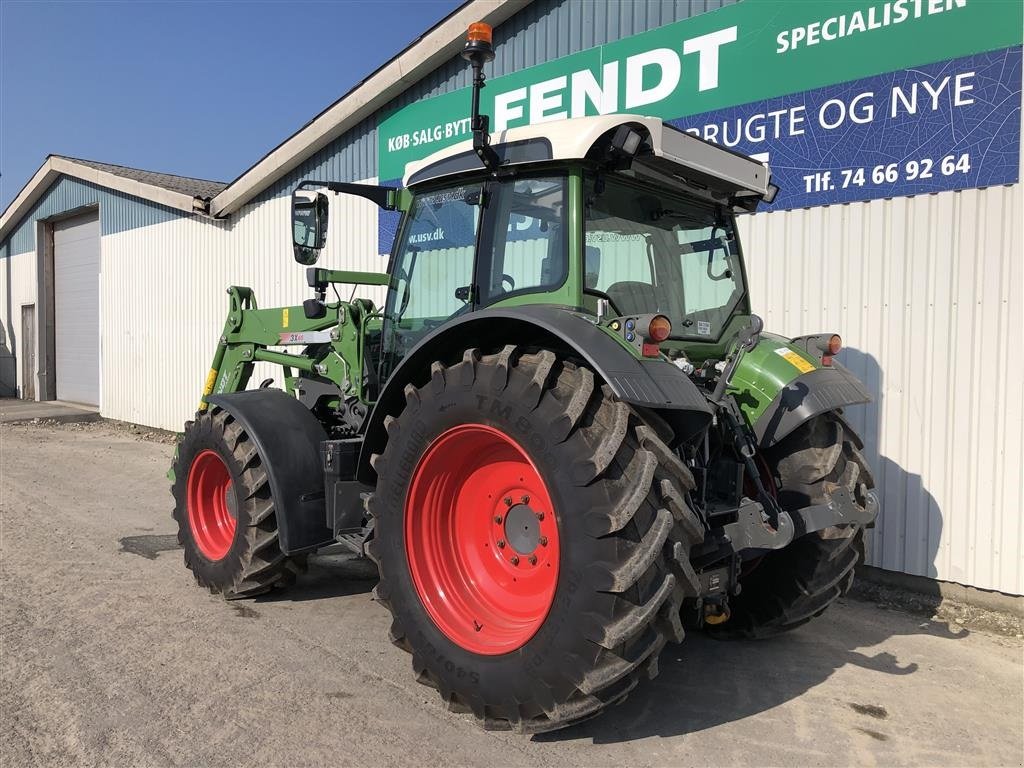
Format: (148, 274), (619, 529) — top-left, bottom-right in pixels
(291, 113), (778, 387)
(289, 18), (777, 391)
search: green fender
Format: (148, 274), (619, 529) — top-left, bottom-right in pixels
(729, 334), (871, 447)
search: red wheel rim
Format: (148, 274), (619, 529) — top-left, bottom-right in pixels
(405, 424), (560, 655)
(187, 449), (237, 561)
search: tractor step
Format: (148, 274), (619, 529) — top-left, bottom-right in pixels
(333, 519), (374, 557)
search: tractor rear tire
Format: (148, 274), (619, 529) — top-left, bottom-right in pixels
(171, 406), (305, 598)
(367, 346), (704, 732)
(715, 413), (874, 638)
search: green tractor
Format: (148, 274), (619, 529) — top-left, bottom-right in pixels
(170, 24), (878, 733)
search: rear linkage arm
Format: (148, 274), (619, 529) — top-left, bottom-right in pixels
(707, 315), (786, 531)
(709, 316), (878, 553)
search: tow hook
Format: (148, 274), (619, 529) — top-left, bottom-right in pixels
(703, 601), (731, 625)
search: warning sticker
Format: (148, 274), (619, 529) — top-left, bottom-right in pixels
(696, 320), (712, 336)
(282, 307), (290, 328)
(774, 347), (816, 374)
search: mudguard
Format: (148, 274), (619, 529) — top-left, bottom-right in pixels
(358, 305), (714, 481)
(207, 390), (333, 555)
(753, 363), (871, 447)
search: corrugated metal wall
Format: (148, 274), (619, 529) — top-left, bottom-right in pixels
(99, 180), (384, 429)
(0, 240), (10, 394)
(4, 176), (188, 255)
(737, 183), (1023, 595)
(0, 249), (39, 395)
(93, 178), (1024, 595)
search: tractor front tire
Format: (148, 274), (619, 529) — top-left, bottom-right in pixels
(716, 413), (875, 638)
(367, 346), (704, 733)
(171, 406), (305, 598)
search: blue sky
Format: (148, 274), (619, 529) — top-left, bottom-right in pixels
(0, 0), (462, 210)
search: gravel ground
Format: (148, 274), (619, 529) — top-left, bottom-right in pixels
(2, 420), (1022, 767)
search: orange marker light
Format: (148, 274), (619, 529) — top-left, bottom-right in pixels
(647, 315), (672, 343)
(467, 22), (492, 44)
(827, 334), (842, 355)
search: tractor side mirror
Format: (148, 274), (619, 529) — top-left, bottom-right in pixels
(292, 190), (329, 265)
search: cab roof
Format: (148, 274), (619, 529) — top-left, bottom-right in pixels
(402, 114), (773, 208)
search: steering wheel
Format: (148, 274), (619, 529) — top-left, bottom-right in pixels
(501, 273), (516, 292)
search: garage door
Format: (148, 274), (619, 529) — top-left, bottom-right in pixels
(54, 212), (100, 405)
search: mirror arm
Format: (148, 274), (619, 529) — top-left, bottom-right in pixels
(296, 179), (398, 210)
(307, 268), (390, 288)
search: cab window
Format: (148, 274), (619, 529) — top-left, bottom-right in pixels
(478, 176), (567, 305)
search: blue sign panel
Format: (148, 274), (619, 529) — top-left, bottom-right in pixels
(671, 47), (1021, 211)
(380, 45), (1021, 252)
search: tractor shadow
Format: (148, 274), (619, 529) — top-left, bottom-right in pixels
(256, 549), (379, 603)
(537, 596), (967, 744)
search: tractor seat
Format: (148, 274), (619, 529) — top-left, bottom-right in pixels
(605, 281), (661, 316)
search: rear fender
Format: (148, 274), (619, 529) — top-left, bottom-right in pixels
(207, 389), (333, 555)
(358, 305), (713, 482)
(752, 364), (871, 447)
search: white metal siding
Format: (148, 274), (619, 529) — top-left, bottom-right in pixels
(54, 213), (101, 405)
(99, 180), (383, 430)
(737, 184), (1023, 595)
(0, 250), (39, 396)
(93, 182), (1024, 595)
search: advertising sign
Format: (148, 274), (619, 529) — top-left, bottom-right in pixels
(378, 0), (1023, 251)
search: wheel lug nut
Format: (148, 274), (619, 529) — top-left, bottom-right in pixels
(497, 540), (506, 549)
(494, 515), (503, 523)
(510, 556), (520, 566)
(528, 555), (537, 565)
(539, 536), (548, 546)
(535, 511), (544, 521)
(504, 497), (513, 506)
(520, 495), (530, 504)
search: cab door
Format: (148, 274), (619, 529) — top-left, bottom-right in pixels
(379, 184), (484, 381)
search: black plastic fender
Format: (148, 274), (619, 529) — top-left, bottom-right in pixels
(358, 305), (713, 482)
(207, 390), (333, 555)
(753, 363), (871, 448)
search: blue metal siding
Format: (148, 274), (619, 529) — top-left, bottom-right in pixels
(254, 115), (378, 204)
(257, 0), (734, 196)
(4, 176), (188, 256)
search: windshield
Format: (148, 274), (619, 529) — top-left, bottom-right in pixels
(584, 174), (748, 341)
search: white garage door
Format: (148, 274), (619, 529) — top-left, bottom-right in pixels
(54, 212), (100, 405)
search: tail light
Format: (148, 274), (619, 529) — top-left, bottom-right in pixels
(822, 334), (842, 366)
(647, 315), (672, 342)
(640, 315), (671, 358)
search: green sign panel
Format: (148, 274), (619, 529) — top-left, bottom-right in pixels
(378, 0), (1022, 181)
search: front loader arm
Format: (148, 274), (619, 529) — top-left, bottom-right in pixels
(197, 286), (341, 412)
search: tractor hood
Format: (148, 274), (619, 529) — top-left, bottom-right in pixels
(403, 114), (774, 208)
